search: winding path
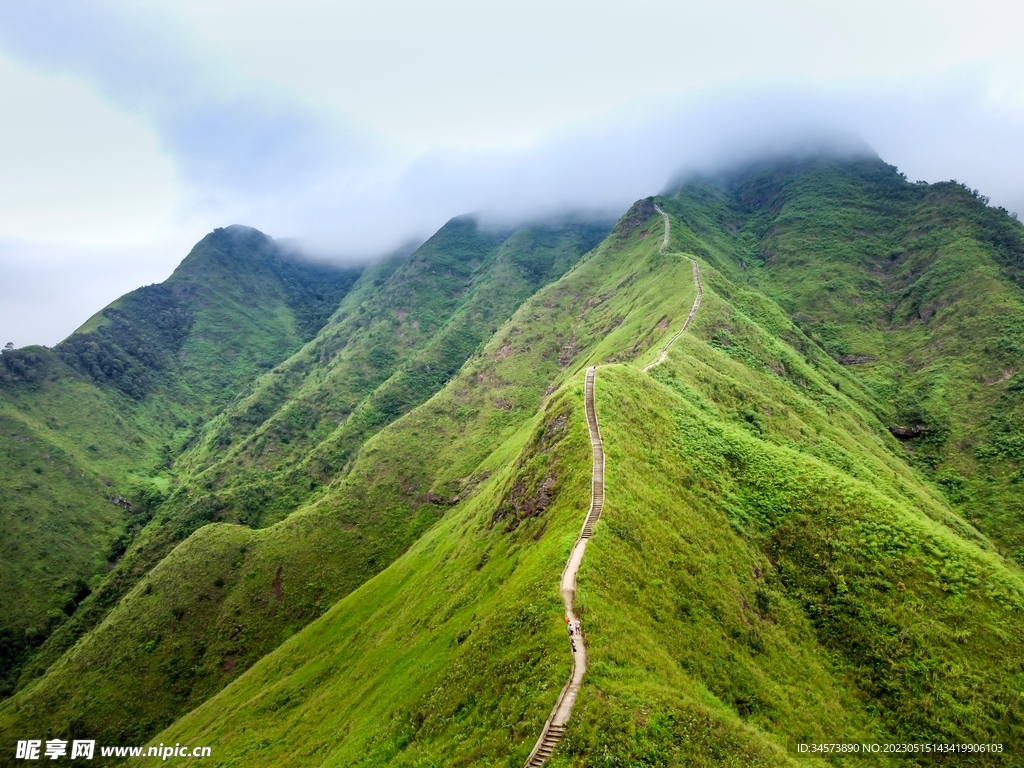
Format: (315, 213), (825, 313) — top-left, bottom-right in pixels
(642, 205), (703, 372)
(523, 367), (604, 767)
(655, 201), (671, 252)
(522, 204), (702, 766)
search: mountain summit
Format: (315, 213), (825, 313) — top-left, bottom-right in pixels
(2, 156), (1023, 765)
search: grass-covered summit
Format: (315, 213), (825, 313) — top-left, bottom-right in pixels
(0, 214), (609, 738)
(2, 155), (1024, 766)
(0, 225), (364, 696)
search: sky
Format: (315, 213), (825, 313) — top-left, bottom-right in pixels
(2, 0), (1024, 346)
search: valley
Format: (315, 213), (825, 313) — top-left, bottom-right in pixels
(2, 155), (1023, 766)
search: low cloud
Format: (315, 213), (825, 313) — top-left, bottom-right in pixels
(2, 3), (1024, 345)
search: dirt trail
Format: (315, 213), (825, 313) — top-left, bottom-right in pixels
(523, 366), (604, 767)
(643, 204), (702, 372)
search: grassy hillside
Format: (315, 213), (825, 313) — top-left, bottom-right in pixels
(661, 159), (1024, 561)
(566, 365), (1021, 764)
(167, 217), (610, 529)
(3, 156), (1023, 766)
(0, 226), (363, 695)
(60, 225), (362, 404)
(0, 407), (123, 696)
(0, 217), (610, 745)
(138, 181), (1024, 766)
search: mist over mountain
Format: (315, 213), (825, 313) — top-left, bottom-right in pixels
(3, 1), (1024, 346)
(2, 154), (1024, 765)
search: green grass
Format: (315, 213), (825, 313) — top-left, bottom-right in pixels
(661, 158), (1024, 562)
(0, 226), (365, 694)
(3, 156), (1024, 766)
(0, 217), (610, 746)
(0, 409), (120, 696)
(166, 217), (609, 529)
(561, 359), (1023, 765)
(146, 173), (1023, 765)
(143, 229), (1024, 764)
(135, 384), (591, 766)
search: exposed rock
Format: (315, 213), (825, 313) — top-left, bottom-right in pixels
(612, 197), (656, 237)
(888, 425), (930, 439)
(491, 472), (556, 531)
(423, 492), (459, 506)
(108, 495), (134, 513)
(985, 368), (1015, 384)
(837, 354), (878, 365)
(558, 328), (579, 368)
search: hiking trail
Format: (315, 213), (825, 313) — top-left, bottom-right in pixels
(523, 204), (702, 766)
(522, 366), (603, 767)
(643, 204), (702, 372)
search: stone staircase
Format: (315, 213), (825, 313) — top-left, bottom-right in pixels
(521, 366), (604, 767)
(524, 723), (566, 767)
(521, 205), (703, 766)
(581, 367), (604, 540)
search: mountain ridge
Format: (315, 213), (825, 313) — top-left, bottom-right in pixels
(2, 155), (1023, 765)
(0, 214), (612, 745)
(0, 226), (366, 696)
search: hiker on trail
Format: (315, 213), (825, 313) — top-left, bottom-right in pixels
(566, 617), (574, 637)
(574, 619), (581, 637)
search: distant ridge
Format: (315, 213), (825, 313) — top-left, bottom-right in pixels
(2, 156), (1024, 765)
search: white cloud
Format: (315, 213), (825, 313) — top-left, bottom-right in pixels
(0, 54), (178, 243)
(1, 0), (1024, 345)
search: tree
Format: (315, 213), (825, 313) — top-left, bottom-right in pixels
(3, 342), (13, 351)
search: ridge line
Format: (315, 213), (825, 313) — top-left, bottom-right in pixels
(643, 205), (703, 372)
(522, 366), (604, 767)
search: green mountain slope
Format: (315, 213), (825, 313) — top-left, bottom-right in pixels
(660, 158), (1024, 562)
(0, 217), (609, 746)
(168, 216), (610, 529)
(59, 225), (362, 404)
(0, 226), (363, 695)
(2, 156), (1023, 767)
(136, 170), (1024, 766)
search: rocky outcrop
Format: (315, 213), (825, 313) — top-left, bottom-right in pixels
(888, 425), (929, 439)
(837, 354), (878, 365)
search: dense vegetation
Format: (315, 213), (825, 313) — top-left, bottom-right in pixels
(0, 225), (364, 695)
(0, 216), (608, 739)
(1, 156), (1023, 766)
(57, 283), (194, 399)
(660, 158), (1024, 564)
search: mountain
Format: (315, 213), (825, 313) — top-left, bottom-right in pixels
(0, 215), (610, 744)
(0, 226), (362, 695)
(2, 156), (1023, 766)
(661, 160), (1024, 561)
